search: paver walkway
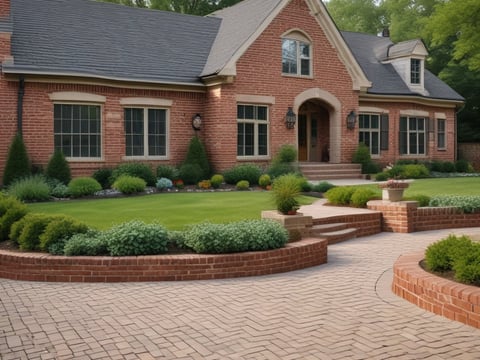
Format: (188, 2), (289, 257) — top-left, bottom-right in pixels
(2, 228), (480, 359)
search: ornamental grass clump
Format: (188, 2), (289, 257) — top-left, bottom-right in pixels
(271, 174), (302, 214)
(7, 174), (51, 202)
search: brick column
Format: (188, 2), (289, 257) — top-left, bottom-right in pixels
(367, 200), (418, 233)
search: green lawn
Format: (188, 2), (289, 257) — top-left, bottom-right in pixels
(27, 192), (316, 231)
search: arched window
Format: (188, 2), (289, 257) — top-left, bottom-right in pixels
(282, 31), (312, 77)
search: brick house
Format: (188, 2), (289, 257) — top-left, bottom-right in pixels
(0, 0), (464, 183)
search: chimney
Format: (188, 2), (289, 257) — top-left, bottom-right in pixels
(0, 0), (10, 18)
(382, 28), (390, 38)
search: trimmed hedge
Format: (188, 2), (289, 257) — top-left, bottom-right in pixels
(0, 196), (28, 241)
(223, 164), (262, 185)
(112, 175), (146, 194)
(183, 219), (288, 254)
(68, 177), (102, 197)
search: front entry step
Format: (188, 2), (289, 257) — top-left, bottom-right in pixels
(300, 163), (363, 181)
(311, 223), (357, 244)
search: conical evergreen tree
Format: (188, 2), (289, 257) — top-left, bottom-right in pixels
(46, 150), (71, 185)
(183, 136), (210, 179)
(2, 133), (31, 187)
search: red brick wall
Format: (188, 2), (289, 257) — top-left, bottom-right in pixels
(359, 101), (457, 167)
(393, 252), (480, 329)
(458, 143), (480, 170)
(1, 81), (206, 180)
(0, 237), (327, 282)
(0, 0), (9, 17)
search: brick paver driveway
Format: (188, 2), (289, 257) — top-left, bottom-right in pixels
(2, 228), (480, 359)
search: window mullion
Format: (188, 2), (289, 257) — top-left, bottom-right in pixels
(144, 108), (149, 157)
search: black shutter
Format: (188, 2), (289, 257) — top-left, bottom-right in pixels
(399, 117), (407, 155)
(380, 113), (389, 150)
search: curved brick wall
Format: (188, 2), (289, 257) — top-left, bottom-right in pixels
(392, 252), (480, 329)
(0, 238), (327, 282)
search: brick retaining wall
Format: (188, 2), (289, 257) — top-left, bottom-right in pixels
(0, 238), (328, 282)
(312, 212), (382, 237)
(392, 252), (480, 329)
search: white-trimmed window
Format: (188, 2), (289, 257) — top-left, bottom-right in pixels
(124, 108), (168, 158)
(282, 32), (311, 77)
(54, 104), (102, 158)
(437, 119), (446, 149)
(359, 114), (380, 155)
(399, 116), (426, 155)
(410, 58), (421, 84)
(237, 104), (269, 157)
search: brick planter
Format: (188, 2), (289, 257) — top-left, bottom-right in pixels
(0, 237), (328, 282)
(392, 252), (480, 329)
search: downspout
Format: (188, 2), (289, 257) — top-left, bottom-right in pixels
(17, 75), (25, 135)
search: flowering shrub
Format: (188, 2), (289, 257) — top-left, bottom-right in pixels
(198, 180), (211, 189)
(174, 179), (184, 189)
(156, 177), (173, 190)
(378, 179), (409, 189)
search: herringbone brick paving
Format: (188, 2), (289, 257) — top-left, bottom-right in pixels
(1, 228), (480, 359)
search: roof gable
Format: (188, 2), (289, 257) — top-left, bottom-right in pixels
(203, 0), (371, 91)
(387, 39), (428, 60)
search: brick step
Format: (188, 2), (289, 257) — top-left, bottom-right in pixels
(311, 223), (348, 235)
(299, 163), (363, 181)
(312, 228), (357, 245)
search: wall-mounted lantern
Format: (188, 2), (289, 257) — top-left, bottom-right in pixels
(285, 107), (296, 129)
(192, 113), (202, 131)
(346, 110), (357, 130)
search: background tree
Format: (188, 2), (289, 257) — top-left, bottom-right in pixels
(325, 0), (384, 35)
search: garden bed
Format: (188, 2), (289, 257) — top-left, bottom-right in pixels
(0, 237), (328, 282)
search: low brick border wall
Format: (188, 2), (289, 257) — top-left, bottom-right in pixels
(0, 238), (328, 282)
(312, 212), (382, 237)
(392, 252), (480, 329)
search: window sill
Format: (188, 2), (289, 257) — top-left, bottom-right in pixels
(237, 156), (270, 161)
(123, 156), (169, 161)
(281, 73), (313, 80)
(66, 157), (104, 162)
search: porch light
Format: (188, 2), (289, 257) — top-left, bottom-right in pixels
(285, 107), (296, 129)
(346, 110), (356, 130)
(192, 113), (202, 130)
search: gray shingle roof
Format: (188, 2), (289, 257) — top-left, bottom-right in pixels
(341, 31), (464, 102)
(388, 39), (424, 59)
(202, 0), (284, 77)
(4, 0), (220, 85)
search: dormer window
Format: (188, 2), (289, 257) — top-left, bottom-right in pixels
(410, 59), (421, 84)
(282, 31), (312, 77)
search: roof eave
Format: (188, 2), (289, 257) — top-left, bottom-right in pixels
(360, 92), (465, 108)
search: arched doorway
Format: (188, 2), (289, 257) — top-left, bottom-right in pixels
(298, 100), (330, 162)
(294, 88), (342, 163)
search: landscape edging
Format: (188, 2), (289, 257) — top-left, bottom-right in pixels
(0, 237), (328, 282)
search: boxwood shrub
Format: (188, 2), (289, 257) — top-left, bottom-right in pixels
(0, 196), (28, 241)
(14, 213), (56, 251)
(183, 219), (288, 254)
(68, 177), (102, 197)
(350, 188), (378, 208)
(325, 186), (356, 206)
(103, 220), (169, 256)
(111, 163), (156, 186)
(39, 215), (90, 252)
(63, 231), (107, 256)
(223, 164), (262, 185)
(113, 175), (146, 194)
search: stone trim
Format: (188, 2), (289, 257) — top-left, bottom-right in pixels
(0, 238), (327, 283)
(392, 252), (480, 329)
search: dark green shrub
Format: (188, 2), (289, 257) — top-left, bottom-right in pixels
(325, 186), (356, 206)
(111, 163), (156, 186)
(63, 231), (107, 256)
(352, 143), (373, 174)
(272, 174), (302, 214)
(156, 165), (178, 180)
(112, 175), (146, 194)
(236, 180), (249, 190)
(68, 177), (102, 197)
(16, 214), (56, 251)
(455, 160), (470, 173)
(430, 160), (444, 172)
(442, 161), (456, 173)
(39, 215), (89, 252)
(7, 174), (51, 202)
(223, 164), (262, 185)
(273, 144), (297, 164)
(399, 164), (430, 179)
(92, 168), (113, 189)
(45, 150), (71, 185)
(258, 174), (271, 188)
(184, 219), (288, 254)
(374, 171), (389, 181)
(350, 188), (378, 208)
(266, 163), (297, 179)
(299, 178), (313, 192)
(168, 230), (187, 250)
(210, 174), (224, 189)
(404, 194), (431, 207)
(178, 163), (204, 185)
(453, 244), (480, 285)
(313, 181), (335, 193)
(103, 220), (169, 256)
(0, 196), (28, 241)
(3, 133), (31, 187)
(425, 234), (474, 272)
(363, 161), (382, 174)
(183, 136), (210, 180)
